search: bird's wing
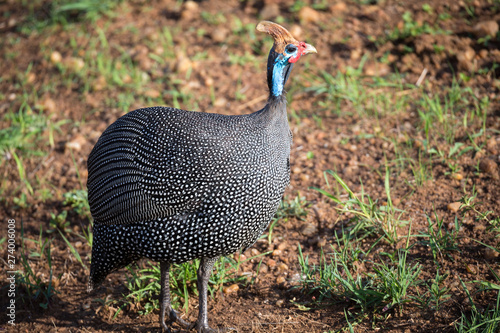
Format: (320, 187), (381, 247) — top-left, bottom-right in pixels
(87, 107), (228, 226)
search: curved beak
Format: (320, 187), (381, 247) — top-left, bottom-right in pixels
(302, 43), (317, 55)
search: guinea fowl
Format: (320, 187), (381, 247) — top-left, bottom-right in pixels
(87, 21), (316, 332)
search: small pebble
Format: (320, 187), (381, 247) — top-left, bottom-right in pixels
(474, 224), (486, 233)
(26, 72), (36, 83)
(486, 137), (497, 154)
(272, 249), (282, 257)
(277, 242), (288, 251)
(50, 51), (62, 64)
(447, 202), (461, 213)
(473, 20), (499, 38)
(276, 299), (284, 307)
(267, 259), (276, 268)
(479, 158), (499, 179)
(363, 62), (390, 76)
(181, 1), (199, 20)
(277, 263), (288, 274)
(65, 57), (85, 71)
(144, 89), (161, 99)
(260, 4), (280, 20)
(93, 75), (107, 91)
(213, 97), (227, 107)
(65, 134), (87, 151)
(122, 74), (132, 84)
(463, 47), (475, 61)
(41, 97), (57, 113)
(183, 0), (198, 11)
(317, 237), (327, 248)
(300, 223), (318, 236)
(308, 236), (325, 247)
(175, 57), (193, 73)
(276, 276), (286, 284)
(457, 53), (474, 72)
(204, 77), (214, 87)
(223, 284), (239, 294)
(289, 25), (302, 40)
(211, 28), (228, 43)
(153, 46), (164, 55)
(449, 280), (460, 291)
(298, 7), (320, 23)
(465, 263), (476, 275)
(289, 273), (304, 284)
(299, 173), (310, 182)
(330, 2), (347, 13)
(484, 247), (499, 260)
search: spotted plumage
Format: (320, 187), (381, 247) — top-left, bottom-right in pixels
(87, 21), (316, 333)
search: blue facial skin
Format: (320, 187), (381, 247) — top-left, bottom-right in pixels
(271, 49), (298, 97)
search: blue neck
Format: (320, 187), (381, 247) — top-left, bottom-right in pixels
(271, 56), (288, 97)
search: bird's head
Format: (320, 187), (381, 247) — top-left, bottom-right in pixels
(257, 21), (317, 97)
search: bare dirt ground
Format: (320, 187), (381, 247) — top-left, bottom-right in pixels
(1, 0), (499, 332)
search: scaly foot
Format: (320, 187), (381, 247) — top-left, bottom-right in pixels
(161, 308), (191, 332)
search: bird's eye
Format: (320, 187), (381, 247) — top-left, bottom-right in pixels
(285, 44), (297, 54)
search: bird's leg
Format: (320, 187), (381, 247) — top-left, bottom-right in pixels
(192, 257), (221, 333)
(160, 261), (191, 332)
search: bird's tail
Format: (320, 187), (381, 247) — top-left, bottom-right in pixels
(87, 223), (137, 292)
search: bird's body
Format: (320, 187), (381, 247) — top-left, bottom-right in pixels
(87, 21), (316, 332)
(88, 100), (291, 288)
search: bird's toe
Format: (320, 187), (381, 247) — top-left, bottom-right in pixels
(161, 320), (171, 333)
(161, 308), (192, 332)
(168, 308), (192, 328)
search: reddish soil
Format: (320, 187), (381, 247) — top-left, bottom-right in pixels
(1, 0), (499, 332)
